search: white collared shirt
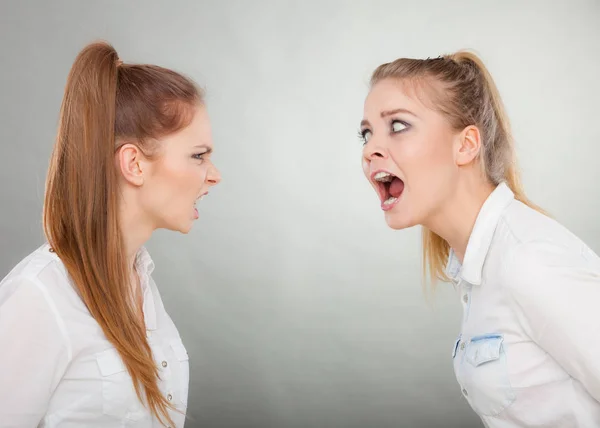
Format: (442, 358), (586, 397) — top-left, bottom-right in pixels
(0, 244), (189, 427)
(447, 182), (600, 427)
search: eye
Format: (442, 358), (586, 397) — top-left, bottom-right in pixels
(358, 128), (372, 145)
(192, 153), (206, 160)
(391, 120), (409, 133)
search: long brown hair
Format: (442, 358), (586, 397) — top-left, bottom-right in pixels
(43, 41), (201, 426)
(370, 51), (545, 286)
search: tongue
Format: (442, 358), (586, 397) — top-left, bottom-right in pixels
(389, 177), (404, 198)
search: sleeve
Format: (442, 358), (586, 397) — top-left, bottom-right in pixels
(0, 276), (71, 427)
(502, 240), (600, 401)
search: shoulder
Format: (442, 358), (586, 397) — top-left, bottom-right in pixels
(2, 245), (51, 298)
(499, 200), (584, 247)
(494, 201), (599, 288)
(1, 244), (72, 301)
(499, 236), (599, 299)
(1, 245), (74, 350)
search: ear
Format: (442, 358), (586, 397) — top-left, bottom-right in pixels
(116, 143), (146, 186)
(455, 125), (482, 166)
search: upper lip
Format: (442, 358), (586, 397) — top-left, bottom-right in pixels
(370, 169), (396, 182)
(196, 191), (208, 201)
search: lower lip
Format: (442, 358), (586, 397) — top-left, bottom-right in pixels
(193, 207), (199, 219)
(381, 193), (402, 211)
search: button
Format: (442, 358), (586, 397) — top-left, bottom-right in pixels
(462, 388), (468, 397)
(167, 393), (172, 401)
(49, 247), (55, 253)
(462, 294), (468, 303)
(460, 342), (465, 351)
(162, 361), (168, 368)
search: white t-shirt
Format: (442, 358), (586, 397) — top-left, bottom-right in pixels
(0, 244), (189, 427)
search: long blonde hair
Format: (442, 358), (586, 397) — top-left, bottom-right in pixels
(43, 41), (201, 426)
(370, 51), (545, 285)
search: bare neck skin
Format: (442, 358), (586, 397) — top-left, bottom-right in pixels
(118, 191), (155, 317)
(425, 173), (495, 263)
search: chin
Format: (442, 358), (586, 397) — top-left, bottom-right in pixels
(162, 219), (194, 234)
(383, 212), (417, 230)
(179, 222), (194, 234)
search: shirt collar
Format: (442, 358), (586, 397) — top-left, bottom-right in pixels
(445, 182), (515, 285)
(135, 246), (155, 277)
(135, 246), (157, 331)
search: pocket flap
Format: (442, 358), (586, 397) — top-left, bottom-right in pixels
(171, 340), (189, 361)
(96, 348), (127, 376)
(466, 335), (504, 366)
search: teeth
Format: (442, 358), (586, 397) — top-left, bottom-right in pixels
(374, 172), (394, 182)
(383, 197), (398, 205)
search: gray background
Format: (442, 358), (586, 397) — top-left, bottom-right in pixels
(1, 1), (599, 427)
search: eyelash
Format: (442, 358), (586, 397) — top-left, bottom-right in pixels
(192, 153), (206, 160)
(358, 119), (410, 145)
(358, 129), (369, 144)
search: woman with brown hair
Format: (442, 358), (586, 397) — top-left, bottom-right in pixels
(359, 52), (600, 426)
(0, 41), (220, 427)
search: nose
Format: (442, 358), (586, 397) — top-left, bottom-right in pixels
(362, 139), (387, 161)
(206, 163), (221, 185)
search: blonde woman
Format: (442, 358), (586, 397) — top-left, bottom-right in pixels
(0, 42), (220, 427)
(359, 53), (600, 426)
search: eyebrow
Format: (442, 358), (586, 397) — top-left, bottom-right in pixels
(360, 108), (418, 128)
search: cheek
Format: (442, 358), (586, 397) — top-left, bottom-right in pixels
(159, 165), (186, 192)
(178, 164), (209, 204)
(389, 134), (457, 214)
(175, 165), (206, 200)
(403, 133), (454, 181)
(148, 160), (198, 203)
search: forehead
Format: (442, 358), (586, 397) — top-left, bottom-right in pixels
(184, 104), (212, 142)
(164, 104), (212, 147)
(363, 78), (439, 120)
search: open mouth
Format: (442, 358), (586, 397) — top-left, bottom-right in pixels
(194, 191), (208, 204)
(372, 171), (405, 210)
(192, 192), (209, 219)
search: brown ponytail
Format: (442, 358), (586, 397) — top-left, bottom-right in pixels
(43, 41), (201, 426)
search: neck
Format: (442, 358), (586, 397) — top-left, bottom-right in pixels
(118, 195), (154, 273)
(425, 176), (495, 263)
